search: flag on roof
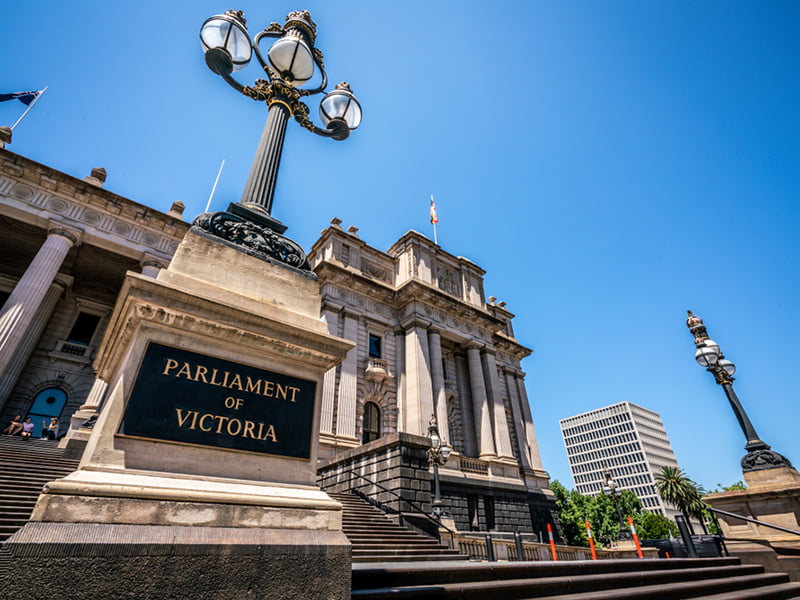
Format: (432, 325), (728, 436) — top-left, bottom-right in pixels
(429, 196), (439, 224)
(0, 90), (44, 106)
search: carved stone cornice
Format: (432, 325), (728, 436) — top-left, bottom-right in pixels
(0, 149), (188, 261)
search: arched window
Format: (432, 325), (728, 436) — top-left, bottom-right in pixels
(362, 402), (380, 444)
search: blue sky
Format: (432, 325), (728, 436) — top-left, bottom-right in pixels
(2, 1), (798, 492)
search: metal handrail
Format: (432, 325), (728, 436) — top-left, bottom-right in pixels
(342, 469), (456, 540)
(708, 507), (800, 537)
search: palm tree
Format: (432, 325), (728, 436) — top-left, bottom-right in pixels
(655, 466), (706, 534)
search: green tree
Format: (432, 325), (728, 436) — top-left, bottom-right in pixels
(551, 480), (591, 546)
(633, 511), (678, 539)
(654, 466), (706, 533)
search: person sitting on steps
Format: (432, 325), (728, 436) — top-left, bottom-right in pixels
(2, 415), (23, 436)
(20, 417), (34, 440)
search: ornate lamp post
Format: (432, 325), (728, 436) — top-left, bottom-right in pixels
(427, 415), (452, 518)
(686, 311), (792, 473)
(602, 466), (631, 542)
(196, 9), (361, 270)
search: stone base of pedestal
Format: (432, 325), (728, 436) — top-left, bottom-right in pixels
(705, 466), (800, 581)
(2, 521), (350, 599)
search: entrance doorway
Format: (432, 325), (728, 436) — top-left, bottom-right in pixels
(27, 387), (67, 438)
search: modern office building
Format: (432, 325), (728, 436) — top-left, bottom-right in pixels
(0, 147), (557, 535)
(560, 401), (679, 516)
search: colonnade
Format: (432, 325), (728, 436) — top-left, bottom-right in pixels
(318, 308), (539, 470)
(0, 223), (165, 417)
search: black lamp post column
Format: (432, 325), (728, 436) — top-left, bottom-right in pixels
(239, 101), (290, 227)
(686, 311), (792, 473)
(602, 467), (631, 542)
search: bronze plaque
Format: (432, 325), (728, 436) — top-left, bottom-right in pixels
(120, 342), (315, 459)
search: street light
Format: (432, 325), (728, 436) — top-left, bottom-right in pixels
(602, 466), (631, 542)
(195, 9), (361, 270)
(685, 311), (792, 473)
(427, 415), (452, 518)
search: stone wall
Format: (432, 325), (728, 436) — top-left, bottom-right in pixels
(317, 433), (561, 541)
(317, 432), (433, 514)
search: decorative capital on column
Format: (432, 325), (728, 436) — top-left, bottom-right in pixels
(400, 316), (431, 330)
(464, 340), (484, 352)
(140, 255), (165, 270)
(47, 223), (83, 246)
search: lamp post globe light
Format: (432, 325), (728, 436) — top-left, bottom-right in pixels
(602, 466), (631, 542)
(195, 9), (361, 271)
(686, 311), (792, 473)
(427, 415), (452, 518)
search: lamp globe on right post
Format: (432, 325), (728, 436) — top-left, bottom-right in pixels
(685, 311), (792, 475)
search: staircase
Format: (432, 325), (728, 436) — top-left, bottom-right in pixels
(351, 557), (800, 599)
(0, 436), (79, 542)
(330, 491), (467, 563)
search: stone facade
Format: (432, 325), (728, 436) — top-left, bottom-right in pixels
(0, 150), (557, 538)
(310, 221), (557, 536)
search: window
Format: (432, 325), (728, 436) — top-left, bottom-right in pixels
(68, 312), (101, 345)
(368, 334), (381, 359)
(362, 402), (380, 443)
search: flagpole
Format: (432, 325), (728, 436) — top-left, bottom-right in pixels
(205, 159), (226, 213)
(430, 194), (439, 245)
(9, 87), (47, 132)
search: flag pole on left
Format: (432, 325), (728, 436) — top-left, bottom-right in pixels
(7, 87), (48, 132)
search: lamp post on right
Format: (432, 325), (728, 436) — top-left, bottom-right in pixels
(427, 415), (452, 518)
(685, 311), (792, 474)
(602, 466), (631, 542)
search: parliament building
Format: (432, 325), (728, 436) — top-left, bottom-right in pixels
(0, 147), (557, 537)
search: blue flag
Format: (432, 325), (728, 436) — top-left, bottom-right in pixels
(0, 90), (42, 106)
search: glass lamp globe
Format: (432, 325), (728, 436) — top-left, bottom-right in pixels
(695, 340), (721, 367)
(320, 84), (362, 130)
(200, 12), (252, 71)
(430, 432), (441, 450)
(441, 444), (452, 461)
(268, 36), (315, 85)
(717, 358), (736, 376)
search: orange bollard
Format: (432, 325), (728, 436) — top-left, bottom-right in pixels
(547, 523), (558, 561)
(627, 516), (644, 558)
(585, 520), (597, 560)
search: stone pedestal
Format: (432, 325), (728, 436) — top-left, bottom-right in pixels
(705, 467), (800, 581)
(2, 230), (353, 599)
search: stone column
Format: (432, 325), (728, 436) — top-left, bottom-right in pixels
(0, 226), (79, 409)
(427, 329), (450, 445)
(402, 318), (434, 436)
(504, 368), (532, 470)
(140, 256), (165, 278)
(455, 355), (478, 457)
(61, 377), (109, 447)
(466, 342), (494, 458)
(515, 374), (544, 469)
(0, 275), (71, 407)
(318, 307), (341, 436)
(394, 329), (406, 433)
(335, 310), (360, 439)
(482, 349), (514, 460)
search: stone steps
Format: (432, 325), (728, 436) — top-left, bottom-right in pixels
(351, 558), (800, 599)
(0, 436), (79, 542)
(329, 491), (467, 563)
